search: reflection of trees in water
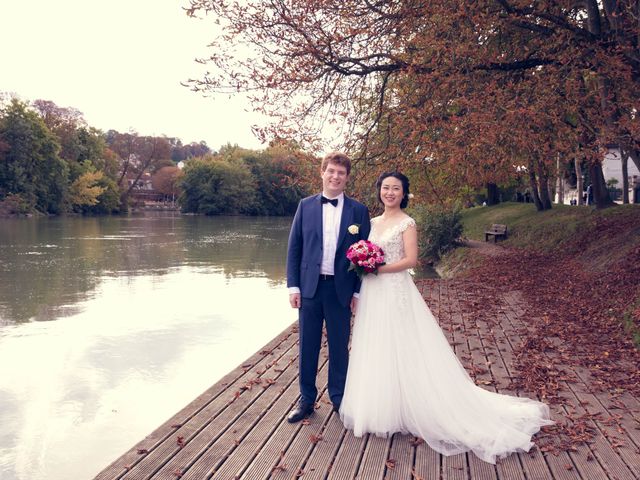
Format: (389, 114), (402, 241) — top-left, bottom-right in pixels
(185, 219), (288, 280)
(0, 215), (291, 324)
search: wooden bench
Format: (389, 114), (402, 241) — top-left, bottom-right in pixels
(484, 223), (508, 242)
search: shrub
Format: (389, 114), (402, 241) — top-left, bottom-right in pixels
(0, 193), (34, 215)
(410, 204), (463, 261)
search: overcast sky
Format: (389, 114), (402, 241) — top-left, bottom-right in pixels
(0, 0), (265, 150)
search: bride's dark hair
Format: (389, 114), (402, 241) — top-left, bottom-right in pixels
(376, 171), (411, 209)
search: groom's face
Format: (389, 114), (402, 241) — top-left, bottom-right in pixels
(321, 161), (349, 197)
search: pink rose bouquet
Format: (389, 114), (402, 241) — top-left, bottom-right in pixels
(346, 240), (385, 277)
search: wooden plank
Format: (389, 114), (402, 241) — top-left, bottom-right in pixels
(463, 288), (578, 480)
(559, 369), (640, 480)
(150, 341), (301, 480)
(297, 413), (347, 480)
(452, 289), (523, 480)
(491, 300), (587, 480)
(197, 355), (328, 480)
(502, 289), (640, 480)
(268, 397), (335, 480)
(495, 455), (525, 480)
(326, 430), (367, 480)
(413, 441), (440, 480)
(356, 434), (392, 480)
(452, 288), (499, 480)
(95, 282), (640, 480)
(570, 364), (640, 451)
(498, 293), (616, 480)
(442, 453), (468, 480)
(121, 336), (299, 480)
(385, 434), (414, 480)
(93, 324), (297, 480)
(440, 290), (470, 480)
(238, 366), (332, 480)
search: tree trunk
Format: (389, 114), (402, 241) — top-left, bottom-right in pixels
(555, 155), (564, 204)
(575, 157), (584, 205)
(486, 182), (499, 205)
(620, 146), (629, 204)
(528, 165), (544, 211)
(589, 162), (615, 209)
(536, 161), (553, 210)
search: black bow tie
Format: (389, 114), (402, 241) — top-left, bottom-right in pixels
(321, 196), (338, 207)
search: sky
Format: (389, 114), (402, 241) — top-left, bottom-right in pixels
(0, 0), (265, 150)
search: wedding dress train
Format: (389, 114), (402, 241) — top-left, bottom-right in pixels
(339, 216), (553, 464)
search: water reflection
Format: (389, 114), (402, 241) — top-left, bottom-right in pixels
(0, 214), (295, 480)
(0, 214), (290, 324)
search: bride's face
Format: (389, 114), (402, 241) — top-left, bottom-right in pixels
(380, 177), (404, 208)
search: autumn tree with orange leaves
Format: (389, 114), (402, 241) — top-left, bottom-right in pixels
(186, 0), (639, 210)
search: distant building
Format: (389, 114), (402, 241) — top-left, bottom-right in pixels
(603, 146), (639, 187)
(125, 171), (153, 190)
(557, 146), (640, 205)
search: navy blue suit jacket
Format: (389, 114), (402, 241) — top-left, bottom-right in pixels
(286, 194), (371, 307)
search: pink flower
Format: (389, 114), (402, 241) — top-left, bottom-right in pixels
(346, 240), (385, 277)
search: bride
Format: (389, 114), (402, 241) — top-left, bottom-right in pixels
(339, 172), (553, 464)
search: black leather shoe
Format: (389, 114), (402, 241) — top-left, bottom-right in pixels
(332, 403), (341, 413)
(287, 402), (314, 423)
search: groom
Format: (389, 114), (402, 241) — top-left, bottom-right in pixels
(286, 152), (371, 423)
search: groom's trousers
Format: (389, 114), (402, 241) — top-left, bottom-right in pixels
(298, 276), (351, 407)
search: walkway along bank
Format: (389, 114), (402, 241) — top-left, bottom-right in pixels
(94, 278), (640, 480)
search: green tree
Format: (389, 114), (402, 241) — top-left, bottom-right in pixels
(243, 144), (314, 215)
(179, 156), (257, 215)
(0, 99), (68, 213)
(82, 175), (120, 214)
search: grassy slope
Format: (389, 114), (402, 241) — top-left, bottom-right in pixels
(462, 202), (640, 258)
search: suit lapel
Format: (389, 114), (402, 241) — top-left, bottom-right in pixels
(312, 194), (323, 243)
(336, 195), (353, 249)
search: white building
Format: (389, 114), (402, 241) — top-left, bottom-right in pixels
(558, 146), (640, 204)
(602, 146), (640, 187)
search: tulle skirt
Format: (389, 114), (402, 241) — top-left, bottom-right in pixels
(339, 272), (553, 464)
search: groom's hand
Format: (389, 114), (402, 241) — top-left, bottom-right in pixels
(350, 296), (358, 315)
(289, 293), (301, 309)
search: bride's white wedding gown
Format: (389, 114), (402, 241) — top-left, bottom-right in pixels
(339, 216), (553, 464)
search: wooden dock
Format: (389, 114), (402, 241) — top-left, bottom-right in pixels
(94, 281), (640, 480)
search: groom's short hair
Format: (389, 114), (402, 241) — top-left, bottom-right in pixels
(321, 152), (351, 175)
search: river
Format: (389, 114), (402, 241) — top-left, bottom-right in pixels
(0, 213), (295, 480)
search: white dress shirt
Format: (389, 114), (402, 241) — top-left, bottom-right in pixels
(320, 192), (344, 275)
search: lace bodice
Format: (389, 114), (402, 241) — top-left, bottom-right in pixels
(369, 216), (416, 265)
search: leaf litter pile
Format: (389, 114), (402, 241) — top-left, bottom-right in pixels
(426, 212), (640, 456)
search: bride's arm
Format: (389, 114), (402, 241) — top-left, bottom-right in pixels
(376, 225), (418, 273)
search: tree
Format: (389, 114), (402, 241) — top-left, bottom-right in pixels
(151, 165), (183, 202)
(187, 0), (639, 210)
(68, 170), (106, 207)
(106, 130), (172, 210)
(32, 99), (85, 162)
(0, 99), (68, 213)
(240, 142), (315, 215)
(169, 138), (211, 161)
(32, 99), (115, 200)
(179, 156), (257, 215)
